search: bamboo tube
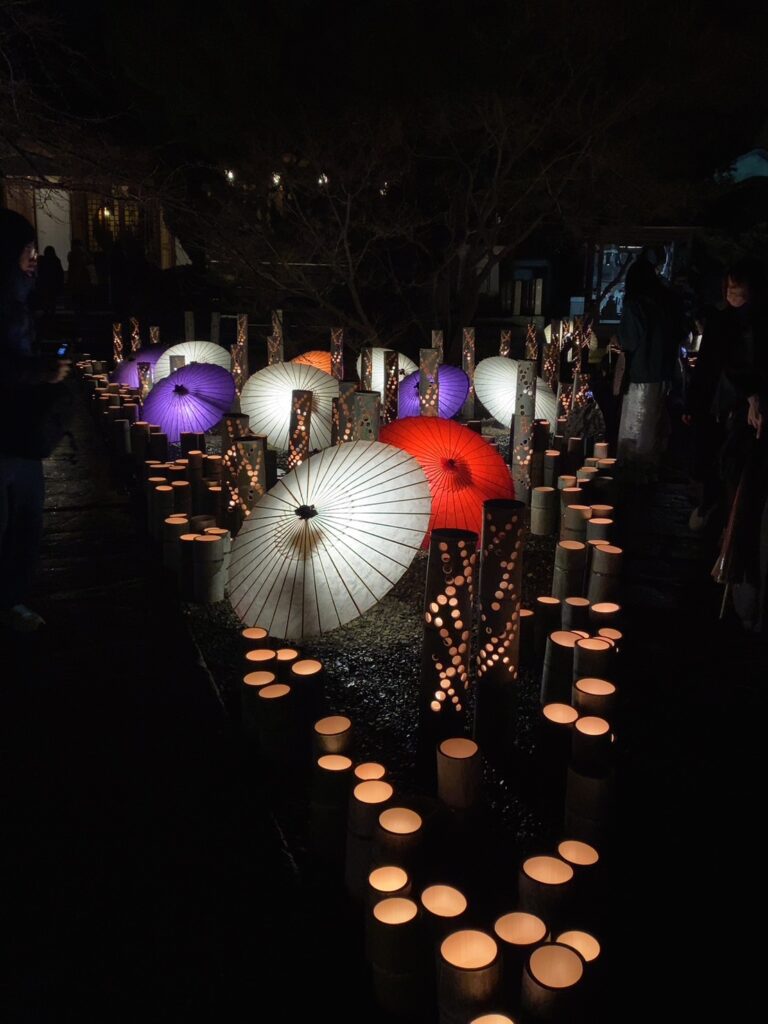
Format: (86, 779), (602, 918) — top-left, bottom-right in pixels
(289, 658), (324, 720)
(367, 895), (422, 975)
(244, 648), (278, 675)
(591, 474), (616, 504)
(180, 431), (206, 455)
(367, 866), (411, 907)
(521, 943), (584, 1022)
(241, 670), (277, 735)
(346, 780), (395, 900)
(551, 542), (586, 600)
(121, 403), (139, 424)
(597, 626), (622, 652)
(178, 533), (200, 600)
(583, 457), (599, 468)
(130, 422), (151, 463)
(573, 637), (614, 682)
(558, 486), (583, 517)
(586, 545), (622, 604)
(351, 390), (381, 441)
(240, 625), (270, 649)
(539, 704), (579, 775)
(147, 431), (169, 461)
(519, 607), (535, 668)
(462, 328), (476, 418)
(150, 485), (174, 540)
(287, 389), (312, 469)
(274, 646), (300, 683)
(572, 678), (616, 718)
(419, 347), (440, 417)
(556, 474), (576, 490)
(543, 450), (561, 488)
(171, 480), (192, 515)
(565, 436), (583, 474)
(437, 738), (482, 810)
(560, 504), (591, 543)
(518, 856), (574, 927)
(313, 715), (353, 756)
(593, 442), (609, 459)
(204, 527), (231, 582)
(530, 419), (549, 490)
(493, 911), (548, 1010)
(192, 534), (225, 603)
(586, 517), (612, 542)
(165, 463), (187, 483)
(590, 503), (614, 519)
(162, 515), (190, 571)
(596, 458), (616, 473)
(561, 597), (590, 632)
(576, 466), (598, 486)
(470, 1015), (515, 1024)
(374, 807), (424, 870)
(556, 930), (600, 966)
(383, 350), (400, 425)
(144, 461), (164, 481)
(438, 930), (501, 1024)
(510, 359), (537, 502)
(530, 487), (558, 535)
(256, 683), (298, 763)
(354, 763), (385, 783)
(541, 630), (579, 706)
(556, 840), (601, 921)
(534, 597), (561, 661)
(588, 602), (621, 628)
(420, 885), (468, 934)
(572, 716), (612, 769)
(311, 753), (354, 808)
(189, 514), (216, 534)
(203, 454), (223, 480)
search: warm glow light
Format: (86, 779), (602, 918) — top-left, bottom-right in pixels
(559, 540), (584, 552)
(529, 945), (584, 988)
(292, 659), (323, 676)
(494, 912), (547, 946)
(558, 840), (599, 866)
(523, 856), (574, 885)
(575, 678), (615, 697)
(470, 1016), (515, 1024)
(565, 597), (589, 608)
(598, 628), (622, 642)
(577, 638), (612, 653)
(420, 885), (467, 918)
(557, 931), (601, 962)
(240, 361), (339, 450)
(317, 754), (352, 772)
(245, 649), (277, 664)
(369, 866), (409, 893)
(355, 762), (386, 780)
(441, 930), (498, 970)
(550, 631), (578, 648)
(591, 602), (620, 615)
(439, 738), (478, 759)
(314, 715), (351, 736)
(276, 647), (299, 662)
(355, 348), (417, 396)
(373, 897), (417, 925)
(354, 781), (394, 805)
(538, 596), (560, 605)
(575, 716), (610, 736)
(379, 808), (422, 835)
(543, 703), (579, 725)
(242, 671), (276, 688)
(242, 626), (268, 641)
(258, 683), (291, 700)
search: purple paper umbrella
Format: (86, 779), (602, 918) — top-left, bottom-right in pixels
(398, 365), (470, 419)
(141, 362), (236, 442)
(110, 346), (166, 388)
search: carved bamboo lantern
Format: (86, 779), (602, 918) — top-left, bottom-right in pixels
(438, 930), (501, 1024)
(112, 322), (123, 364)
(521, 943), (584, 1022)
(383, 350), (399, 425)
(267, 308), (284, 365)
(552, 541), (586, 600)
(230, 313), (249, 398)
(137, 362), (152, 402)
(129, 316), (141, 353)
(287, 389), (312, 470)
(437, 738), (482, 810)
(330, 327), (344, 380)
(432, 329), (444, 364)
(462, 327), (476, 419)
(419, 347), (440, 416)
(333, 380), (357, 444)
(351, 390), (380, 440)
(510, 359), (536, 504)
(149, 325), (160, 346)
(222, 434), (267, 535)
(499, 329), (512, 358)
(346, 780), (395, 901)
(493, 911), (548, 1011)
(359, 345), (374, 389)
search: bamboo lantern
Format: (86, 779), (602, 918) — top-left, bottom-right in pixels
(470, 1015), (515, 1024)
(560, 504), (591, 543)
(241, 670), (277, 735)
(162, 515), (189, 571)
(241, 625), (270, 649)
(586, 545), (622, 604)
(420, 529), (477, 773)
(462, 327), (476, 419)
(538, 704), (578, 784)
(203, 453), (223, 481)
(311, 753), (353, 808)
(556, 840), (601, 918)
(165, 463), (187, 483)
(530, 487), (558, 536)
(112, 322), (123, 364)
(332, 380), (357, 445)
(346, 780), (395, 900)
(121, 402), (139, 424)
(519, 607), (535, 668)
(543, 450), (561, 488)
(183, 309), (194, 341)
(552, 432), (565, 453)
(129, 316), (141, 353)
(521, 943), (584, 1022)
(150, 485), (174, 540)
(367, 865), (411, 907)
(573, 637), (613, 682)
(588, 602), (621, 628)
(149, 325), (160, 346)
(558, 487), (583, 521)
(189, 514), (216, 533)
(358, 345), (373, 390)
(419, 347), (440, 416)
(330, 327), (344, 380)
(147, 431), (169, 462)
(590, 502), (614, 520)
(437, 738), (482, 810)
(267, 308), (284, 365)
(592, 474), (616, 504)
(593, 442), (609, 459)
(137, 362), (152, 402)
(286, 389), (312, 470)
(438, 930), (501, 1024)
(598, 626), (622, 652)
(204, 526), (231, 582)
(572, 678), (616, 719)
(420, 885), (468, 936)
(576, 465), (597, 487)
(596, 458), (616, 473)
(289, 658), (324, 720)
(178, 533), (200, 600)
(255, 683), (298, 763)
(565, 436), (583, 474)
(475, 500), (525, 755)
(351, 390), (381, 441)
(557, 839), (599, 871)
(374, 807), (424, 871)
(170, 480), (190, 516)
(313, 714), (352, 756)
(192, 534), (225, 602)
(169, 354), (186, 373)
(244, 648), (278, 675)
(561, 597), (589, 632)
(518, 856), (574, 927)
(534, 597), (561, 661)
(219, 413), (250, 445)
(556, 474), (576, 490)
(572, 716), (612, 770)
(206, 484), (224, 525)
(367, 897), (423, 1011)
(222, 435), (267, 535)
(354, 761), (385, 782)
(586, 517), (612, 543)
(381, 350), (400, 425)
(106, 382), (121, 395)
(510, 359), (536, 504)
(274, 646), (300, 682)
(499, 329), (512, 358)
(551, 541), (586, 600)
(231, 313), (249, 397)
(493, 911), (548, 1010)
(541, 631), (578, 705)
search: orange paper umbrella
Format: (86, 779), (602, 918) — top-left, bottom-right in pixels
(292, 350), (332, 375)
(380, 417), (514, 543)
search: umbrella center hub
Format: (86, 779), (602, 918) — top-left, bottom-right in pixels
(440, 456), (472, 488)
(295, 504), (318, 520)
(173, 384), (189, 395)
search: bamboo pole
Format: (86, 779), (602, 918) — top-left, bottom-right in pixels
(518, 856), (574, 928)
(493, 912), (548, 1012)
(313, 714), (353, 756)
(437, 738), (482, 810)
(531, 487), (558, 536)
(541, 630), (579, 705)
(552, 541), (586, 599)
(287, 389), (312, 470)
(462, 328), (476, 419)
(438, 930), (501, 1024)
(510, 359), (536, 504)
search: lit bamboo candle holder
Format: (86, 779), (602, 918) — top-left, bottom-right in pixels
(586, 545), (622, 604)
(311, 753), (353, 808)
(150, 485), (174, 540)
(470, 1015), (515, 1024)
(572, 678), (616, 718)
(588, 601), (621, 628)
(240, 626), (270, 649)
(162, 515), (189, 571)
(203, 453), (223, 480)
(521, 943), (584, 1022)
(111, 419), (131, 455)
(573, 637), (614, 682)
(192, 534), (225, 603)
(589, 503), (614, 519)
(530, 487), (558, 536)
(289, 658), (325, 719)
(558, 487), (583, 520)
(561, 597), (590, 632)
(355, 762), (386, 782)
(187, 449), (204, 474)
(556, 843), (601, 925)
(560, 504), (591, 543)
(244, 648), (278, 676)
(541, 631), (578, 705)
(519, 608), (535, 668)
(374, 807), (424, 870)
(171, 479), (192, 515)
(180, 430), (206, 455)
(543, 450), (561, 488)
(597, 626), (622, 653)
(120, 403), (139, 424)
(493, 911), (548, 1010)
(438, 930), (501, 1024)
(189, 514), (216, 534)
(206, 484), (225, 525)
(518, 856), (574, 928)
(204, 527), (231, 584)
(367, 865), (411, 907)
(591, 473), (616, 504)
(572, 716), (612, 769)
(437, 737), (482, 810)
(551, 541), (586, 600)
(420, 884), (468, 938)
(178, 533), (200, 599)
(240, 669), (277, 735)
(596, 458), (616, 473)
(346, 780), (395, 899)
(313, 714), (353, 756)
(147, 431), (169, 462)
(534, 597), (561, 660)
(556, 475), (575, 491)
(565, 436), (583, 474)
(593, 442), (609, 459)
(368, 897), (425, 1014)
(256, 683), (298, 763)
(586, 517), (612, 542)
(274, 646), (300, 682)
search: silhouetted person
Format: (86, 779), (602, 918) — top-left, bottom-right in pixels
(67, 238), (92, 339)
(35, 244), (64, 318)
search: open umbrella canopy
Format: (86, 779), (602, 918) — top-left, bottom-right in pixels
(398, 365), (469, 419)
(228, 440), (432, 639)
(141, 363), (236, 441)
(355, 347), (417, 395)
(380, 417), (514, 542)
(240, 361), (339, 450)
(292, 350), (332, 374)
(474, 356), (558, 425)
(109, 346), (166, 388)
(154, 340), (232, 382)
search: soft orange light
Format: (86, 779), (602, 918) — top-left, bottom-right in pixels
(528, 945), (583, 988)
(317, 755), (352, 772)
(242, 671), (276, 688)
(543, 703), (579, 725)
(369, 866), (408, 893)
(441, 930), (497, 970)
(258, 683), (291, 700)
(379, 808), (422, 835)
(577, 638), (612, 653)
(291, 350), (332, 374)
(373, 897), (418, 925)
(314, 715), (351, 736)
(598, 628), (622, 642)
(276, 647), (299, 662)
(557, 840), (599, 866)
(556, 930), (601, 962)
(291, 659), (323, 676)
(558, 540), (584, 552)
(520, 608), (535, 620)
(355, 762), (386, 780)
(523, 856), (574, 885)
(591, 602), (620, 614)
(575, 678), (615, 697)
(575, 716), (610, 736)
(439, 738), (478, 759)
(354, 781), (393, 805)
(565, 597), (589, 608)
(494, 912), (547, 945)
(420, 885), (467, 918)
(590, 517), (613, 526)
(537, 596), (560, 606)
(550, 631), (578, 648)
(470, 1016), (515, 1024)
(245, 649), (277, 664)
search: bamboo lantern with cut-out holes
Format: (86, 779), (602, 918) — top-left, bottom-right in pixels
(499, 329), (512, 358)
(561, 597), (590, 632)
(330, 326), (344, 380)
(573, 678), (616, 718)
(267, 309), (284, 364)
(231, 313), (249, 397)
(438, 930), (501, 1024)
(374, 807), (424, 872)
(149, 325), (160, 346)
(240, 669), (277, 736)
(560, 503), (591, 543)
(531, 487), (558, 536)
(359, 345), (374, 390)
(287, 389), (312, 470)
(521, 943), (584, 1022)
(129, 316), (141, 353)
(162, 515), (189, 571)
(462, 327), (476, 418)
(368, 865), (411, 908)
(543, 450), (561, 488)
(147, 431), (169, 462)
(437, 738), (482, 810)
(218, 413), (250, 446)
(494, 911), (548, 1011)
(420, 529), (477, 777)
(534, 596), (561, 661)
(475, 500), (525, 756)
(519, 856), (574, 928)
(313, 714), (352, 757)
(519, 607), (535, 668)
(346, 780), (395, 899)
(112, 322), (123, 364)
(351, 390), (381, 441)
(586, 545), (622, 604)
(332, 380), (357, 444)
(137, 361), (152, 402)
(510, 360), (536, 504)
(368, 897), (425, 1015)
(221, 436), (266, 535)
(383, 350), (399, 425)
(192, 533), (225, 603)
(419, 347), (440, 416)
(552, 541), (586, 600)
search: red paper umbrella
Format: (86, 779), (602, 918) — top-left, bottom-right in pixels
(292, 350), (332, 374)
(380, 417), (514, 542)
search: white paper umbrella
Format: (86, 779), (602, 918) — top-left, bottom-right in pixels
(474, 356), (558, 425)
(356, 347), (417, 396)
(240, 361), (339, 450)
(228, 441), (432, 638)
(154, 340), (232, 382)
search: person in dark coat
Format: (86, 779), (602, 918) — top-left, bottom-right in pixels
(35, 244), (65, 318)
(0, 209), (70, 630)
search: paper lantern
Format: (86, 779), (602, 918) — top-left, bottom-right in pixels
(398, 364), (470, 419)
(240, 361), (339, 451)
(154, 340), (232, 382)
(356, 347), (417, 395)
(292, 350), (332, 375)
(474, 356), (557, 425)
(141, 363), (236, 442)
